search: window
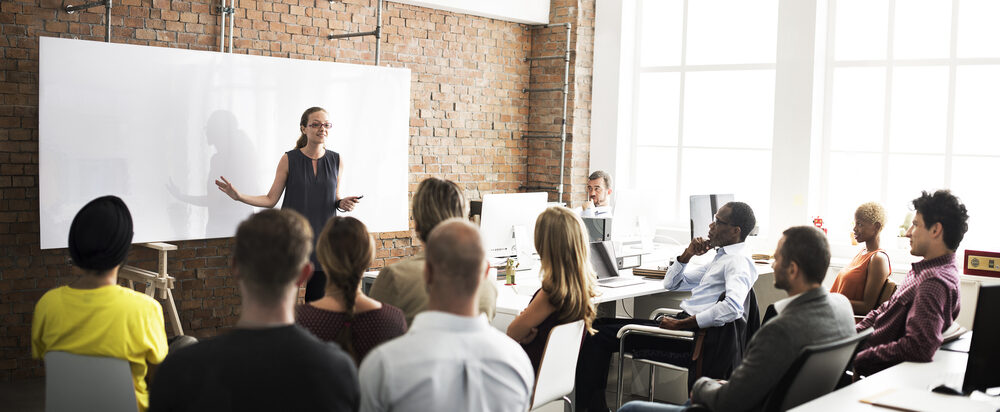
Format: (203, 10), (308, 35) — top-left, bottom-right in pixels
(631, 0), (779, 229)
(819, 0), (1000, 252)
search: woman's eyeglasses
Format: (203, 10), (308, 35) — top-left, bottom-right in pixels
(308, 122), (333, 130)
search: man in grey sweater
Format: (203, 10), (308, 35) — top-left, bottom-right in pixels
(619, 226), (856, 412)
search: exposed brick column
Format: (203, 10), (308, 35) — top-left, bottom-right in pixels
(524, 0), (595, 206)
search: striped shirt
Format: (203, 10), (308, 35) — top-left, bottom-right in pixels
(854, 253), (961, 376)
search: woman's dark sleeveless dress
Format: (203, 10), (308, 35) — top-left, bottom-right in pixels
(282, 148), (339, 302)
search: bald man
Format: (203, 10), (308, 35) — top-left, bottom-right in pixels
(359, 219), (534, 412)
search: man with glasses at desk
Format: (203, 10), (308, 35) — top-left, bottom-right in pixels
(581, 170), (614, 217)
(576, 202), (759, 412)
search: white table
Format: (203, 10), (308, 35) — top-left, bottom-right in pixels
(790, 350), (1000, 411)
(492, 267), (670, 331)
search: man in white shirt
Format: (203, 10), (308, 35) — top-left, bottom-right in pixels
(581, 170), (613, 217)
(358, 218), (534, 412)
(577, 202), (758, 411)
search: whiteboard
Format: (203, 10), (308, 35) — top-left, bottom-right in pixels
(39, 37), (410, 249)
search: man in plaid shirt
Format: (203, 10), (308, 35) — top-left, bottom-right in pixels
(854, 190), (969, 376)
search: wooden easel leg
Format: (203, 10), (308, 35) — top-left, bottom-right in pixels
(164, 288), (184, 336)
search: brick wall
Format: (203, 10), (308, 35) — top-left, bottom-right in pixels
(0, 0), (595, 381)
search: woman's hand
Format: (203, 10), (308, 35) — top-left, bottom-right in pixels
(215, 176), (241, 201)
(339, 195), (362, 211)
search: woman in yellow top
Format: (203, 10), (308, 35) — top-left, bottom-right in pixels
(830, 202), (892, 315)
(506, 206), (597, 373)
(31, 196), (168, 412)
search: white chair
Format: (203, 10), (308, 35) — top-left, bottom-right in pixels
(44, 351), (138, 412)
(530, 319), (587, 412)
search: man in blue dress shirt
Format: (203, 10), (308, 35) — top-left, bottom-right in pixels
(576, 202), (758, 412)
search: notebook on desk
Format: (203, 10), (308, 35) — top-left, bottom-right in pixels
(590, 241), (644, 288)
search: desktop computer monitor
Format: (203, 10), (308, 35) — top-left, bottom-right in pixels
(689, 194), (735, 240)
(962, 284), (1000, 394)
(480, 192), (549, 259)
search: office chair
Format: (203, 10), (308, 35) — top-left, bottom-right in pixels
(758, 328), (873, 412)
(530, 320), (587, 412)
(615, 291), (759, 409)
(44, 351), (138, 412)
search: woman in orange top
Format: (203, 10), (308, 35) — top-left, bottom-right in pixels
(831, 202), (892, 315)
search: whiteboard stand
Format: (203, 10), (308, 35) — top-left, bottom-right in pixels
(119, 242), (183, 336)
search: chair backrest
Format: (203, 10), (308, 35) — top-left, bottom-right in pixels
(762, 328), (873, 412)
(875, 279), (897, 309)
(530, 319), (586, 410)
(44, 351), (138, 412)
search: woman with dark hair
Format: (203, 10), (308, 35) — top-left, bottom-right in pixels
(296, 216), (406, 365)
(216, 107), (362, 301)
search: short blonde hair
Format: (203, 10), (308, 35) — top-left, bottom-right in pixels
(533, 206), (597, 335)
(855, 202), (887, 228)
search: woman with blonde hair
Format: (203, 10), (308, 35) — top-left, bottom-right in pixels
(506, 206), (597, 372)
(830, 202), (892, 315)
(296, 216), (406, 365)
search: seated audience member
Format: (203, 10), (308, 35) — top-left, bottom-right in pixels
(31, 196), (168, 412)
(150, 209), (358, 412)
(359, 219), (534, 412)
(619, 226), (856, 412)
(506, 206), (597, 372)
(369, 177), (497, 325)
(296, 216), (407, 364)
(830, 202), (891, 315)
(581, 170), (613, 217)
(577, 202), (758, 411)
(853, 190), (968, 376)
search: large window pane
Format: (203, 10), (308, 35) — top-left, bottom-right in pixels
(678, 148), (771, 231)
(893, 0), (952, 59)
(953, 66), (1000, 156)
(682, 70), (775, 149)
(885, 154), (945, 239)
(686, 0), (778, 65)
(888, 66), (949, 154)
(957, 0), (1000, 58)
(636, 73), (681, 146)
(834, 0), (889, 61)
(825, 152), (883, 244)
(830, 67), (885, 151)
(635, 147), (679, 226)
(950, 156), (1000, 250)
(639, 0), (684, 67)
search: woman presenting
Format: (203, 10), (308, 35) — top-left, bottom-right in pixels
(216, 106), (362, 302)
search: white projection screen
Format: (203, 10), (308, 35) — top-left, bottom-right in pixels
(39, 37), (410, 249)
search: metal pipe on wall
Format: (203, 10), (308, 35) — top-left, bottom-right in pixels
(65, 0), (113, 43)
(522, 23), (572, 202)
(219, 0), (226, 52)
(328, 0), (383, 66)
(227, 0), (235, 53)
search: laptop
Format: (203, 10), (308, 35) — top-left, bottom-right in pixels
(590, 241), (643, 288)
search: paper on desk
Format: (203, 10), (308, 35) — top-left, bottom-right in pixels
(860, 387), (995, 412)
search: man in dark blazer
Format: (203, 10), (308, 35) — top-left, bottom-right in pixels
(620, 226), (856, 412)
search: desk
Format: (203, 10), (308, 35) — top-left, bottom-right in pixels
(790, 350), (1000, 411)
(493, 268), (671, 332)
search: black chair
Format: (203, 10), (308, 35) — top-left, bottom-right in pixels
(759, 328), (873, 412)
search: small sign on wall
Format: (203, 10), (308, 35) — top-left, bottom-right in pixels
(965, 249), (1000, 278)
